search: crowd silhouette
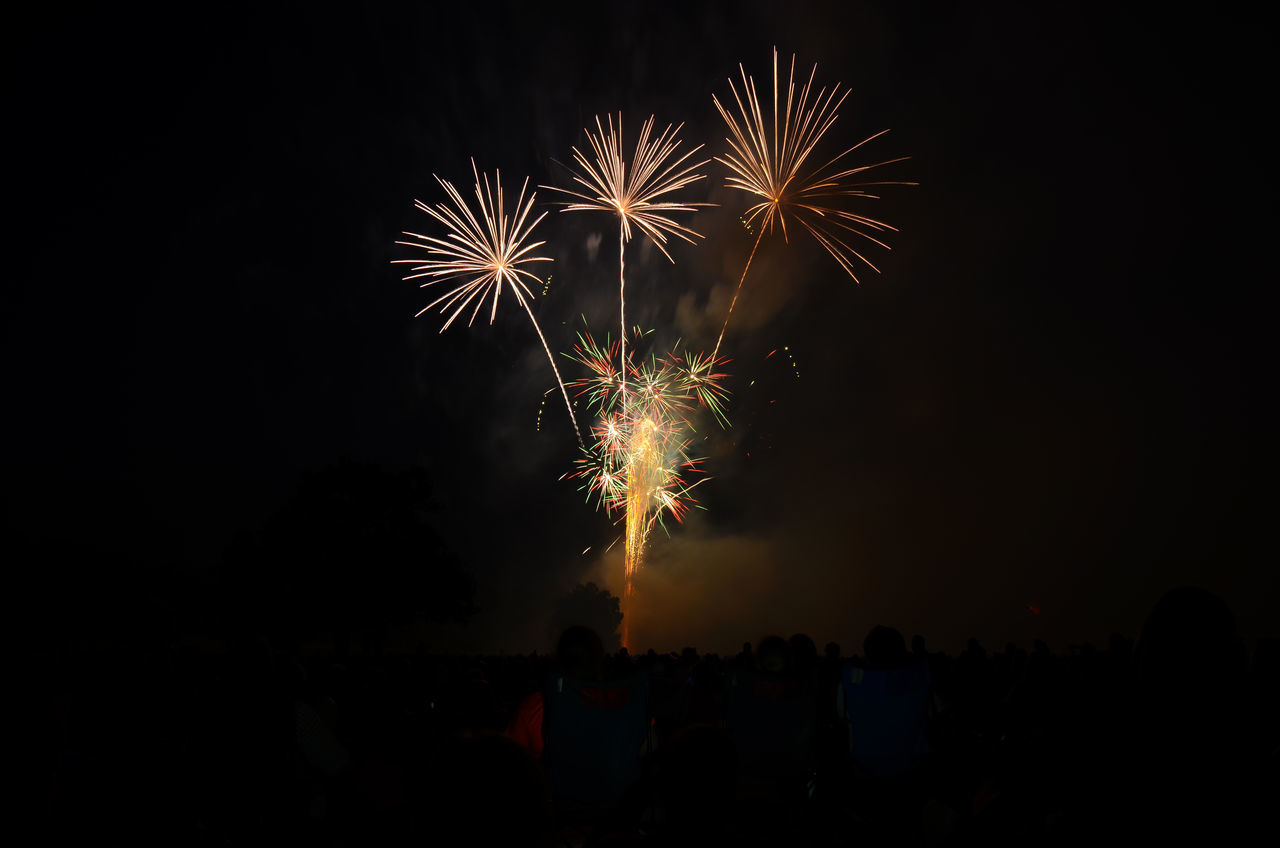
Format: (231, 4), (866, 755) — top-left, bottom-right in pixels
(39, 586), (1276, 845)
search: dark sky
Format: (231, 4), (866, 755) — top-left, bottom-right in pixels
(6, 2), (1274, 654)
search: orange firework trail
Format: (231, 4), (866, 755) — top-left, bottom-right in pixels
(394, 161), (582, 447)
(712, 47), (915, 360)
(568, 330), (727, 647)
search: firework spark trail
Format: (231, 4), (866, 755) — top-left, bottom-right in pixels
(544, 113), (710, 407)
(711, 47), (915, 360)
(567, 329), (725, 647)
(395, 160), (583, 446)
(622, 414), (660, 650)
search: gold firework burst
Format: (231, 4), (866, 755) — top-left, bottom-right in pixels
(545, 113), (710, 260)
(711, 47), (914, 356)
(715, 46), (912, 279)
(394, 160), (583, 445)
(395, 159), (551, 330)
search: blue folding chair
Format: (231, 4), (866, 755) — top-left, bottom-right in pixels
(542, 673), (651, 808)
(838, 662), (932, 778)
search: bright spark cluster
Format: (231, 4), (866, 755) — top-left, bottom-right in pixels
(395, 160), (551, 329)
(709, 48), (915, 361)
(568, 330), (728, 536)
(714, 47), (912, 281)
(545, 113), (711, 259)
(395, 160), (583, 446)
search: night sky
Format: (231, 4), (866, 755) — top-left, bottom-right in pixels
(7, 2), (1274, 655)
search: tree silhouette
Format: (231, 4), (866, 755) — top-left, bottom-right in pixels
(548, 582), (623, 653)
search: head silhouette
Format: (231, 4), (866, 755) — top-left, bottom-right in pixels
(555, 625), (605, 681)
(789, 633), (818, 672)
(755, 635), (790, 674)
(863, 625), (909, 670)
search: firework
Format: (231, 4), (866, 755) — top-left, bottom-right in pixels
(394, 160), (582, 446)
(674, 348), (732, 427)
(712, 47), (914, 358)
(544, 114), (709, 403)
(393, 49), (911, 652)
(567, 328), (726, 647)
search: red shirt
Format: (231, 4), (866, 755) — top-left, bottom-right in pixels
(505, 691), (544, 760)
